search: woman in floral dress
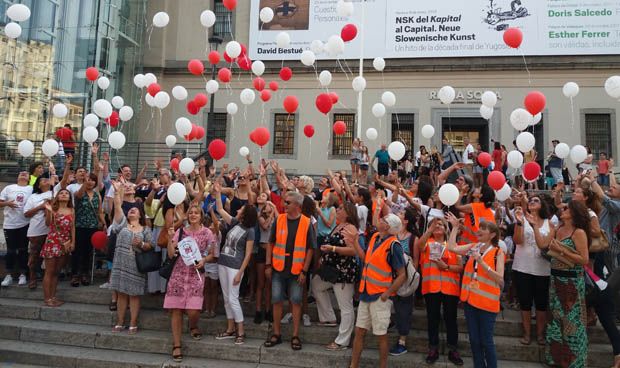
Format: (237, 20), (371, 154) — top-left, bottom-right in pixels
(41, 189), (74, 307)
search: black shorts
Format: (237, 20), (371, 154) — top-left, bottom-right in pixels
(512, 270), (550, 311)
(255, 243), (267, 263)
(378, 162), (389, 176)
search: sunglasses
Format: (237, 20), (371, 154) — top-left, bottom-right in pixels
(238, 176), (246, 180)
(528, 198), (541, 203)
(284, 200), (292, 205)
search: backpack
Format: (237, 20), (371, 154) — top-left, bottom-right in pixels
(390, 241), (420, 297)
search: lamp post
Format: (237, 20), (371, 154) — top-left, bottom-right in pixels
(207, 35), (223, 149)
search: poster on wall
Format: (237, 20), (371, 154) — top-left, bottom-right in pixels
(248, 0), (620, 60)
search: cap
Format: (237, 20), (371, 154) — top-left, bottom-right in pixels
(383, 214), (402, 235)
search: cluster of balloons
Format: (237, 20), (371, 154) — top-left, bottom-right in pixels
(175, 118), (205, 141)
(249, 127), (270, 147)
(4, 4), (30, 39)
(479, 91), (497, 120)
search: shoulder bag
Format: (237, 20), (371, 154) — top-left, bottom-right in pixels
(135, 228), (161, 273)
(159, 227), (184, 280)
(589, 230), (610, 253)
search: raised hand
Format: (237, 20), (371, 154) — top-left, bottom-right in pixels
(91, 142), (99, 155)
(65, 154), (73, 166)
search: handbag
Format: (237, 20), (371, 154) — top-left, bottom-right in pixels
(546, 240), (576, 268)
(317, 263), (339, 283)
(589, 230), (610, 253)
(135, 249), (161, 273)
(159, 227), (184, 280)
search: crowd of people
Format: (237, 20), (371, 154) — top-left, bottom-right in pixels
(2, 137), (620, 368)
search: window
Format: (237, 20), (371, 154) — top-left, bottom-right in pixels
(332, 113), (355, 156)
(585, 113), (612, 159)
(273, 113), (296, 155)
(206, 113), (227, 146)
(391, 113), (414, 152)
(214, 0), (234, 37)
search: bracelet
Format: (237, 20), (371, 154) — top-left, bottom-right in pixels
(332, 246), (336, 252)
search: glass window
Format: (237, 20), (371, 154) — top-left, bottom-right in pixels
(273, 113), (295, 155)
(585, 113), (612, 159)
(391, 113), (415, 152)
(214, 0), (234, 37)
(332, 113), (355, 156)
(206, 113), (228, 146)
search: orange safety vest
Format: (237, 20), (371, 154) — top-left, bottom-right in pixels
(460, 246), (503, 313)
(461, 202), (496, 243)
(359, 233), (397, 296)
(272, 214), (310, 275)
(420, 239), (461, 296)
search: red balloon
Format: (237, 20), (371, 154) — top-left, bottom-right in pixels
(329, 92), (339, 104)
(222, 0), (237, 11)
(254, 127), (270, 147)
(238, 55), (252, 71)
(218, 68), (232, 83)
(279, 67), (293, 81)
(477, 152), (492, 168)
(269, 81), (279, 91)
(240, 44), (247, 57)
(147, 83), (161, 97)
(208, 139), (227, 160)
(194, 93), (208, 108)
(316, 93), (333, 115)
(91, 231), (108, 250)
(170, 158), (180, 171)
(249, 129), (257, 144)
(303, 124), (315, 138)
(524, 91), (546, 116)
(187, 101), (200, 115)
(283, 95), (299, 114)
(253, 77), (266, 91)
(208, 51), (221, 65)
(195, 125), (205, 140)
(341, 23), (358, 42)
(188, 59), (205, 76)
(503, 27), (523, 49)
(523, 162), (541, 182)
(223, 51), (235, 63)
(105, 111), (120, 128)
(333, 121), (346, 135)
(187, 124), (198, 141)
(260, 90), (272, 102)
(85, 67), (99, 82)
(487, 171), (506, 191)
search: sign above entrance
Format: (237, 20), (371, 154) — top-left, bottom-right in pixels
(429, 90), (503, 104)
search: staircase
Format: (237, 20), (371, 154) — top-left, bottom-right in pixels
(0, 283), (613, 367)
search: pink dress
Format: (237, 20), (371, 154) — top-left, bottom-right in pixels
(40, 213), (73, 259)
(163, 226), (217, 310)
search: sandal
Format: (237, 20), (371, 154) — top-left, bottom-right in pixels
(43, 299), (55, 307)
(109, 301), (117, 311)
(172, 346), (183, 362)
(28, 279), (37, 290)
(51, 297), (64, 307)
(128, 326), (138, 335)
(190, 328), (203, 340)
(291, 336), (302, 351)
(235, 334), (245, 345)
(112, 325), (125, 332)
(70, 276), (80, 287)
(326, 341), (347, 351)
(215, 330), (236, 340)
(264, 334), (282, 348)
(80, 275), (90, 286)
(519, 336), (531, 345)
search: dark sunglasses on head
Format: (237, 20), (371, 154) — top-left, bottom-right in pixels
(529, 198), (541, 203)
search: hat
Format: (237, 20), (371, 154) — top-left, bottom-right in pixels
(383, 214), (402, 235)
(552, 139), (560, 144)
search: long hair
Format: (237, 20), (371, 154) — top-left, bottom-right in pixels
(568, 201), (592, 248)
(240, 204), (258, 228)
(342, 201), (360, 229)
(529, 194), (551, 220)
(479, 221), (501, 246)
(403, 206), (420, 237)
(480, 185), (496, 209)
(52, 189), (73, 211)
(301, 196), (317, 218)
(582, 186), (602, 216)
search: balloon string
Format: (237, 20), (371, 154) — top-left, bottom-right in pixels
(158, 109), (163, 142)
(396, 113), (402, 143)
(205, 28), (209, 56)
(309, 138), (312, 160)
(147, 25), (154, 50)
(337, 59), (349, 80)
(228, 13), (235, 41)
(520, 49), (532, 85)
(244, 105), (248, 126)
(261, 104), (265, 125)
(231, 116), (235, 143)
(342, 58), (354, 79)
(570, 97), (575, 131)
(381, 71), (385, 91)
(326, 114), (331, 152)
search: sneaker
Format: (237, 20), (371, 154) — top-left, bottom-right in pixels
(254, 311), (264, 325)
(281, 312), (293, 324)
(99, 282), (110, 289)
(303, 314), (311, 327)
(389, 343), (408, 356)
(1, 275), (13, 287)
(18, 274), (27, 286)
(448, 350), (464, 366)
(425, 349), (440, 364)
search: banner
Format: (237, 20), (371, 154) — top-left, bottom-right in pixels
(248, 0), (620, 60)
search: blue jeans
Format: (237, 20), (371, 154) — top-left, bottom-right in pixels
(598, 174), (610, 187)
(464, 304), (497, 368)
(393, 294), (414, 336)
(271, 271), (303, 304)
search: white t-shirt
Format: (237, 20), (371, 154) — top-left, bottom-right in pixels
(420, 204), (445, 222)
(512, 219), (551, 276)
(0, 184), (33, 229)
(54, 182), (82, 197)
(24, 191), (53, 237)
(356, 204), (368, 234)
(462, 144), (475, 164)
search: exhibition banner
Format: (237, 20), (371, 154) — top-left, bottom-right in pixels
(248, 0), (620, 60)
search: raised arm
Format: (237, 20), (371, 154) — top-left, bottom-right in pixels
(437, 162), (465, 185)
(112, 181), (125, 224)
(60, 154), (74, 189)
(446, 212), (477, 255)
(213, 182), (233, 225)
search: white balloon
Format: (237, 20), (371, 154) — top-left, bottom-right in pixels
(206, 80), (220, 94)
(259, 7), (274, 23)
(227, 102), (239, 115)
(373, 57), (386, 72)
(507, 150), (524, 169)
(172, 86), (188, 100)
(226, 41), (242, 58)
(152, 12), (170, 28)
(175, 118), (192, 136)
(165, 135), (177, 148)
(111, 96), (124, 109)
(17, 140), (34, 158)
(97, 76), (110, 90)
(154, 91), (170, 109)
(532, 113), (542, 125)
(251, 60), (265, 76)
(276, 32), (291, 48)
(495, 184), (512, 202)
(516, 132), (536, 153)
(480, 105), (494, 120)
(239, 146), (250, 157)
(300, 50), (316, 66)
(4, 22), (21, 39)
(421, 125), (435, 139)
(52, 103), (68, 118)
(42, 139), (59, 157)
(563, 82), (580, 98)
(372, 103), (386, 118)
(382, 91), (396, 107)
(240, 88), (256, 105)
(167, 183), (187, 205)
(179, 158), (195, 175)
(510, 108), (533, 131)
(108, 131), (126, 150)
(481, 91), (498, 107)
(388, 141), (406, 161)
(200, 10), (216, 28)
(319, 70), (332, 87)
(604, 76), (620, 99)
(311, 40), (324, 54)
(570, 145), (588, 164)
(336, 0), (354, 17)
(6, 4), (31, 22)
(352, 76), (366, 92)
(84, 114), (99, 128)
(326, 35), (345, 56)
(83, 126), (99, 144)
(119, 106), (134, 121)
(366, 128), (378, 141)
(133, 74), (145, 88)
(438, 86), (456, 105)
(143, 73), (157, 86)
(93, 99), (112, 118)
(145, 93), (156, 107)
(438, 184), (459, 206)
(555, 143), (570, 159)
